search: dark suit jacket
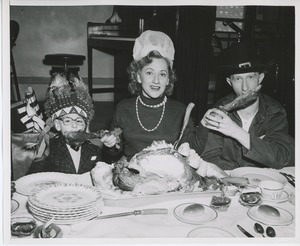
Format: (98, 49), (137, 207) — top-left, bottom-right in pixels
(27, 135), (102, 174)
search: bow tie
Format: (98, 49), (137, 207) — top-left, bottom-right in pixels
(69, 144), (80, 151)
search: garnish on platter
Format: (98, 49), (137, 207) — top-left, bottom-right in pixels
(91, 141), (239, 198)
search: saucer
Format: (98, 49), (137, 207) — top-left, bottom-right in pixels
(247, 205), (293, 226)
(261, 190), (289, 203)
(173, 203), (217, 225)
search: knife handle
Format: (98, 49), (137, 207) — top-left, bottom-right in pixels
(134, 209), (168, 215)
(221, 177), (249, 186)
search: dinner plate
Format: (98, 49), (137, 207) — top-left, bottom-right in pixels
(28, 203), (103, 220)
(15, 172), (78, 195)
(32, 210), (100, 224)
(247, 205), (293, 226)
(187, 227), (235, 238)
(173, 203), (217, 225)
(230, 167), (287, 186)
(29, 183), (102, 209)
(261, 190), (289, 203)
(27, 199), (104, 214)
(11, 199), (19, 215)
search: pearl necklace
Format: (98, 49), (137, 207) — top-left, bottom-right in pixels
(138, 95), (167, 108)
(135, 96), (167, 132)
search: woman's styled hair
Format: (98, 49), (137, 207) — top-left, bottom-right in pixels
(127, 50), (177, 96)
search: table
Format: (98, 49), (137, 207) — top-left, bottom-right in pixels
(10, 167), (296, 241)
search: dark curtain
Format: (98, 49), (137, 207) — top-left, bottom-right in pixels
(276, 7), (295, 137)
(173, 6), (216, 124)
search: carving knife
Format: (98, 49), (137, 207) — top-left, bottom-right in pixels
(237, 225), (254, 237)
(95, 208), (168, 220)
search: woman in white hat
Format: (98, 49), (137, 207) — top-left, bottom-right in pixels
(108, 30), (201, 161)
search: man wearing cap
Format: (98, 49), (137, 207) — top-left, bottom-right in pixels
(197, 40), (294, 170)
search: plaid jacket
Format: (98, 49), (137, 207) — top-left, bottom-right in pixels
(27, 135), (102, 174)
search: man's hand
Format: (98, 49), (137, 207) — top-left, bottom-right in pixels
(201, 108), (250, 149)
(100, 133), (117, 148)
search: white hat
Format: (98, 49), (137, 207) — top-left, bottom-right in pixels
(133, 30), (175, 68)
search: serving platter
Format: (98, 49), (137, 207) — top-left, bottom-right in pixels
(230, 167), (287, 186)
(103, 190), (222, 208)
(15, 172), (78, 196)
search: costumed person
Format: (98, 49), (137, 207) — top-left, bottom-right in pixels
(198, 40), (294, 170)
(104, 30), (223, 178)
(27, 73), (117, 174)
(106, 30), (202, 161)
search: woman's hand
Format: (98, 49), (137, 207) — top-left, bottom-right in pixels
(101, 134), (117, 148)
(201, 108), (250, 149)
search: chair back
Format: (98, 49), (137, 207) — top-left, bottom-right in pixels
(10, 20), (20, 48)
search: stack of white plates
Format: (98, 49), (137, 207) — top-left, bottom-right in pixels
(15, 172), (78, 196)
(28, 183), (103, 224)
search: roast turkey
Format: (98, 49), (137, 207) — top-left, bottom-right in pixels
(91, 141), (225, 196)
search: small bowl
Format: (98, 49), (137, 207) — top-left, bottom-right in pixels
(33, 224), (63, 238)
(11, 217), (36, 237)
(210, 196), (231, 211)
(239, 192), (262, 207)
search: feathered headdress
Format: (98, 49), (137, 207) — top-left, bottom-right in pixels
(44, 73), (94, 123)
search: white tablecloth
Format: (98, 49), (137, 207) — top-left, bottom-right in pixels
(10, 167), (296, 240)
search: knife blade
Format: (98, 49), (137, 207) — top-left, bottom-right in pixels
(95, 208), (168, 220)
(237, 225), (254, 237)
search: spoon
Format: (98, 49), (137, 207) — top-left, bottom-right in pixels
(266, 226), (276, 237)
(254, 222), (265, 237)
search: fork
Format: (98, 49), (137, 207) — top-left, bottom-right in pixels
(279, 172), (295, 187)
